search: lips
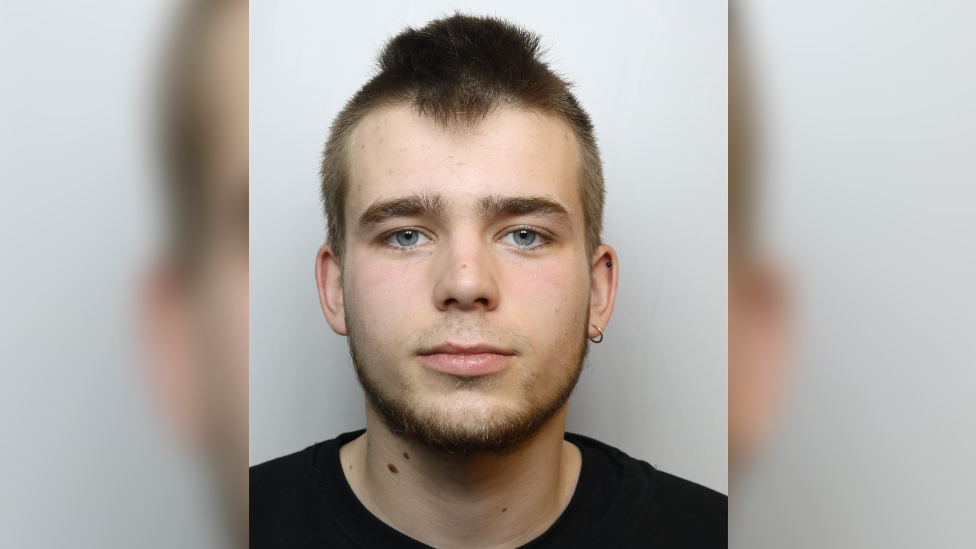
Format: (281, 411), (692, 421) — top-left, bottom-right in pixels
(418, 343), (516, 377)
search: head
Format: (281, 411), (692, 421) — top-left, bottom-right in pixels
(315, 14), (618, 454)
(729, 14), (789, 470)
(144, 0), (248, 539)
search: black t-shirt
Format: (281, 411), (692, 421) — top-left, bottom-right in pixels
(251, 430), (727, 548)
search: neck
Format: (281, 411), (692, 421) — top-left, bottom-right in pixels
(339, 406), (582, 549)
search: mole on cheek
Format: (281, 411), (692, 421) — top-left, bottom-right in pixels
(403, 452), (410, 459)
(388, 463), (399, 474)
(502, 508), (507, 513)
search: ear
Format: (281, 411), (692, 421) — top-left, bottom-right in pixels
(316, 244), (347, 336)
(588, 244), (619, 340)
(142, 261), (205, 447)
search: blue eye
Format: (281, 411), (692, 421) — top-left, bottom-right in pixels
(502, 228), (542, 247)
(387, 230), (430, 248)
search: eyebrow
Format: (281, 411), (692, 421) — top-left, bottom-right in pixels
(478, 194), (572, 226)
(357, 192), (446, 232)
(356, 192), (572, 232)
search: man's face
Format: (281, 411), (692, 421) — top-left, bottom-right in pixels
(330, 106), (600, 452)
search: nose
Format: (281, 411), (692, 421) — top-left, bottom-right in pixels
(431, 232), (500, 312)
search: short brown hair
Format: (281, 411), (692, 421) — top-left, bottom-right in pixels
(320, 13), (605, 261)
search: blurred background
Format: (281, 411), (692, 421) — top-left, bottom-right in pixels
(733, 0), (976, 547)
(0, 0), (244, 547)
(249, 0), (729, 495)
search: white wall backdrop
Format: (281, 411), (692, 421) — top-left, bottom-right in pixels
(250, 0), (728, 494)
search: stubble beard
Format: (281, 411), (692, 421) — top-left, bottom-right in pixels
(345, 300), (592, 455)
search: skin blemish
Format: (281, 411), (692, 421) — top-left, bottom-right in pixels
(502, 508), (507, 512)
(403, 452), (410, 459)
(388, 463), (399, 474)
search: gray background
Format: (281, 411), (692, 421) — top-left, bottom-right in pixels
(734, 0), (976, 546)
(249, 0), (728, 495)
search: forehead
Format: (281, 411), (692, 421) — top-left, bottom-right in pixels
(345, 105), (583, 223)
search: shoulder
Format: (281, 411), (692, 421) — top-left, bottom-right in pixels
(250, 431), (363, 547)
(250, 429), (363, 499)
(566, 433), (727, 547)
(250, 446), (313, 502)
(250, 445), (323, 544)
(638, 469), (727, 547)
(651, 469), (728, 527)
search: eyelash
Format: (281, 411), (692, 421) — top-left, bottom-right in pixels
(376, 225), (555, 252)
(377, 227), (433, 251)
(499, 225), (554, 252)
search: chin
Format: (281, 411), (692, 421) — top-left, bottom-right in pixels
(394, 395), (543, 454)
(426, 390), (523, 422)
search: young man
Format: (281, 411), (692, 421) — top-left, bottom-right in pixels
(251, 14), (726, 548)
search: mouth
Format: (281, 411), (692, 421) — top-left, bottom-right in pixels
(417, 342), (516, 377)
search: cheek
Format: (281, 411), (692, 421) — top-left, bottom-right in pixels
(346, 259), (429, 336)
(503, 259), (588, 334)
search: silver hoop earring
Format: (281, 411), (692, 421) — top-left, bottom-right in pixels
(589, 324), (604, 344)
